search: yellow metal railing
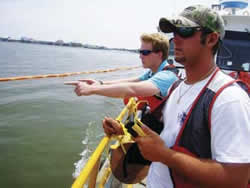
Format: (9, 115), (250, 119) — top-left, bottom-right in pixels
(72, 98), (137, 188)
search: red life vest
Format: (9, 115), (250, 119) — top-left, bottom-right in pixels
(123, 65), (180, 112)
(229, 71), (250, 93)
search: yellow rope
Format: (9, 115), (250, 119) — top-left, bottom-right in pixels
(109, 97), (146, 153)
(0, 66), (141, 82)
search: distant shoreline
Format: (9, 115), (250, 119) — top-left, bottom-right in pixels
(0, 37), (138, 53)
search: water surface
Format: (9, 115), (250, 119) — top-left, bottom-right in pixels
(0, 41), (142, 187)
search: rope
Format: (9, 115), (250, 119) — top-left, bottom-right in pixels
(0, 66), (141, 82)
(109, 97), (147, 154)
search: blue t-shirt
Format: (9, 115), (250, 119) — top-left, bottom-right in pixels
(138, 60), (178, 97)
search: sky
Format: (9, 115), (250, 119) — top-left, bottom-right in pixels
(1, 0), (223, 49)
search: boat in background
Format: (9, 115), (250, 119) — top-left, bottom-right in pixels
(214, 0), (250, 91)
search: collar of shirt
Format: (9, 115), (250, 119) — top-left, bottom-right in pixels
(148, 60), (168, 78)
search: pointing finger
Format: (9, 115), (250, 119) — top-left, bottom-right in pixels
(64, 81), (79, 85)
(78, 79), (89, 82)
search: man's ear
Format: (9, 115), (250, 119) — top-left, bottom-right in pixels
(157, 51), (163, 59)
(206, 32), (220, 48)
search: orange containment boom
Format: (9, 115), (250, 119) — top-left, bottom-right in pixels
(0, 66), (141, 82)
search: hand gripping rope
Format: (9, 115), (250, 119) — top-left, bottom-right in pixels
(110, 97), (147, 154)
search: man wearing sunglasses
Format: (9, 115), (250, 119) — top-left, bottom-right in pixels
(132, 4), (250, 188)
(102, 4), (250, 188)
(66, 33), (178, 101)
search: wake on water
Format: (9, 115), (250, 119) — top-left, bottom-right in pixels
(72, 136), (90, 179)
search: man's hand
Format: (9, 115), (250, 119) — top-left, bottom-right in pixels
(134, 125), (168, 162)
(102, 117), (124, 136)
(64, 81), (93, 96)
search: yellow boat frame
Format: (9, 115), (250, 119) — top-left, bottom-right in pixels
(72, 98), (139, 188)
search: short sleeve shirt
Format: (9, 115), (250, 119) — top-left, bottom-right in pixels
(138, 60), (178, 97)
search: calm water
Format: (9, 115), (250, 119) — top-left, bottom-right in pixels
(0, 42), (142, 188)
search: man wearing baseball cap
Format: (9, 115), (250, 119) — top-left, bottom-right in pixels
(133, 4), (250, 188)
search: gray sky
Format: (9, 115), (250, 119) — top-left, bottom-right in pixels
(1, 0), (220, 49)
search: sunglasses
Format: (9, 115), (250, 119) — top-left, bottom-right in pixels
(174, 27), (212, 38)
(138, 50), (156, 56)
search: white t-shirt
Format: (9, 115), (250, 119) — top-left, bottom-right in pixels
(147, 73), (250, 188)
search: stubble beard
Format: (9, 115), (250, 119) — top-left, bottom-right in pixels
(142, 62), (147, 68)
(174, 56), (186, 65)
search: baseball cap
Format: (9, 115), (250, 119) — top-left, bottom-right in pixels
(159, 5), (225, 39)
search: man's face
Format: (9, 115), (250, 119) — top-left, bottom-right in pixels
(173, 30), (205, 66)
(139, 41), (159, 70)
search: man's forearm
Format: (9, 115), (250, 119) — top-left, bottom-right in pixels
(161, 148), (249, 187)
(101, 77), (139, 85)
(86, 82), (159, 98)
(87, 84), (136, 98)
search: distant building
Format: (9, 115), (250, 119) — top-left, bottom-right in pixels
(20, 37), (34, 43)
(36, 40), (54, 45)
(0, 37), (10, 41)
(55, 40), (64, 46)
(0, 36), (137, 53)
(69, 42), (83, 47)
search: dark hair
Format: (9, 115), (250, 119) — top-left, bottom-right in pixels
(200, 30), (220, 55)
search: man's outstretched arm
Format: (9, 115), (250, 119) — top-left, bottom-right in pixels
(78, 77), (140, 85)
(65, 80), (160, 98)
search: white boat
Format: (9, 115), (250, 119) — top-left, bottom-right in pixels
(215, 0), (250, 91)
